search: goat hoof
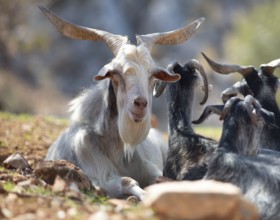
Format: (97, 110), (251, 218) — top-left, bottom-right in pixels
(127, 195), (140, 205)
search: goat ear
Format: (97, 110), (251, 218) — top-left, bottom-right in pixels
(153, 68), (181, 82)
(192, 105), (224, 124)
(167, 62), (182, 73)
(94, 65), (118, 81)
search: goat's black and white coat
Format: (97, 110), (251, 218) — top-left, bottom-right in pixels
(202, 53), (280, 151)
(40, 7), (204, 199)
(194, 95), (280, 220)
(154, 60), (217, 180)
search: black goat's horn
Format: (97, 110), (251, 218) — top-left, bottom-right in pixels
(192, 105), (224, 124)
(260, 58), (280, 74)
(201, 52), (255, 76)
(153, 80), (167, 97)
(220, 97), (240, 120)
(244, 95), (261, 110)
(189, 59), (209, 105)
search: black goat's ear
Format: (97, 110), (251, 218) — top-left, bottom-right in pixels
(192, 105), (224, 124)
(168, 62), (182, 74)
(153, 67), (181, 82)
(258, 108), (278, 128)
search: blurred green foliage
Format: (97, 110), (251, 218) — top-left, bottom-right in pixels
(223, 0), (280, 103)
(224, 0), (280, 67)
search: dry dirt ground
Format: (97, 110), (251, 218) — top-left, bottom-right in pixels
(0, 112), (159, 220)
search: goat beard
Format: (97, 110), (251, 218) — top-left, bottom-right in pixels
(118, 111), (151, 160)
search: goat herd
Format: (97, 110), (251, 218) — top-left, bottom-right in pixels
(39, 6), (280, 220)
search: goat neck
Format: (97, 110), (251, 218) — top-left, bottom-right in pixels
(167, 63), (200, 134)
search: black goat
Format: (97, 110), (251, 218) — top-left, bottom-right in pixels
(194, 95), (280, 220)
(154, 60), (217, 180)
(202, 53), (280, 151)
(207, 151), (280, 220)
(193, 95), (276, 155)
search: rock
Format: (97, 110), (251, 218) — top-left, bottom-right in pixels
(88, 211), (110, 220)
(126, 195), (140, 205)
(52, 175), (68, 193)
(0, 172), (28, 184)
(155, 176), (173, 183)
(11, 213), (37, 220)
(143, 180), (259, 220)
(34, 160), (93, 191)
(3, 153), (32, 174)
(51, 176), (84, 201)
(108, 198), (133, 211)
(0, 183), (7, 194)
(17, 177), (47, 188)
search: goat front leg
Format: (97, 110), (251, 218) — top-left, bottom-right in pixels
(121, 177), (146, 201)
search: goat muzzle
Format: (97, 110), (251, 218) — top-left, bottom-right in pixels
(130, 97), (148, 122)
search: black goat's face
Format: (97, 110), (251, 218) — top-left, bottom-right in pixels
(172, 62), (202, 88)
(221, 96), (276, 156)
(193, 95), (276, 156)
(256, 71), (279, 98)
(221, 69), (280, 111)
(161, 59), (209, 105)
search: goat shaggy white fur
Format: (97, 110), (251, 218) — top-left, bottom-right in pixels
(46, 76), (168, 199)
(40, 7), (204, 199)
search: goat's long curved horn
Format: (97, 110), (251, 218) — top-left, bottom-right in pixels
(189, 59), (208, 105)
(136, 18), (204, 51)
(244, 95), (277, 127)
(244, 95), (261, 110)
(192, 105), (224, 124)
(201, 52), (255, 76)
(243, 95), (261, 123)
(220, 97), (240, 120)
(260, 58), (280, 74)
(39, 6), (129, 56)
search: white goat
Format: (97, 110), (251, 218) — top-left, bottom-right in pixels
(39, 6), (204, 200)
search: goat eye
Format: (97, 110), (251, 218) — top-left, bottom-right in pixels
(112, 73), (125, 88)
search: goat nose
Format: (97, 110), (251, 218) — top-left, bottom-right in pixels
(133, 97), (147, 108)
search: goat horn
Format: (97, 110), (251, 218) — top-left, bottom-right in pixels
(189, 59), (209, 105)
(192, 105), (224, 124)
(39, 6), (129, 56)
(201, 52), (255, 76)
(244, 95), (277, 127)
(153, 80), (167, 97)
(136, 17), (204, 51)
(244, 95), (261, 110)
(260, 58), (280, 74)
(220, 97), (240, 120)
(244, 95), (264, 124)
